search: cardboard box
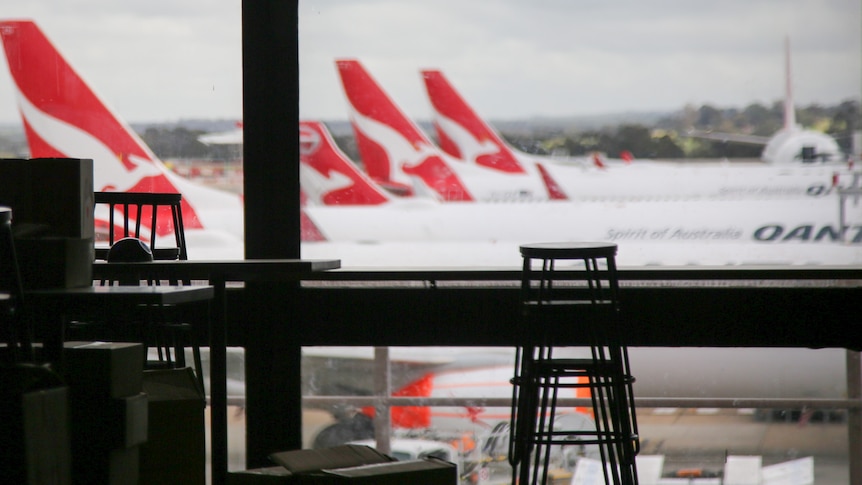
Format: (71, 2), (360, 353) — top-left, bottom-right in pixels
(71, 444), (140, 485)
(0, 158), (94, 239)
(108, 446), (141, 485)
(15, 236), (94, 289)
(228, 445), (457, 485)
(63, 342), (144, 399)
(67, 391), (148, 451)
(0, 158), (95, 289)
(60, 342), (147, 484)
(0, 370), (71, 485)
(140, 367), (206, 485)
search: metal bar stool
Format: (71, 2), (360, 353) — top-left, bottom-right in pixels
(509, 242), (639, 485)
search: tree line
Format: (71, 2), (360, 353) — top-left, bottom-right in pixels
(501, 99), (860, 160)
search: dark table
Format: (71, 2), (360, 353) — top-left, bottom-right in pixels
(26, 285), (215, 370)
(91, 259), (341, 485)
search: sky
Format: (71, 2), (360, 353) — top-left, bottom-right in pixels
(0, 0), (859, 125)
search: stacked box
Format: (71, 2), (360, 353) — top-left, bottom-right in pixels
(0, 364), (71, 485)
(63, 342), (146, 485)
(0, 157), (94, 288)
(63, 342), (144, 399)
(0, 158), (94, 239)
(140, 367), (206, 485)
(14, 237), (95, 289)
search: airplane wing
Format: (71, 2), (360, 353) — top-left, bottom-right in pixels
(686, 129), (771, 146)
(198, 128), (244, 145)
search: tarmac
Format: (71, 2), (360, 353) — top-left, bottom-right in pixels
(637, 408), (850, 483)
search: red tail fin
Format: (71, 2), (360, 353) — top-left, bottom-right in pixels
(361, 373), (433, 429)
(620, 150), (634, 164)
(335, 59), (474, 202)
(0, 20), (205, 232)
(421, 69), (525, 174)
(298, 190), (327, 241)
(299, 121), (391, 205)
(535, 163), (568, 200)
(592, 152), (607, 169)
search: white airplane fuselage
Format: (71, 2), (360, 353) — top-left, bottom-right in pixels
(301, 195), (862, 267)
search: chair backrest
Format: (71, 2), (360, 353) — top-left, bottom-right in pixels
(94, 192), (188, 262)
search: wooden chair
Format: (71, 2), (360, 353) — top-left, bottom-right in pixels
(79, 194), (204, 393)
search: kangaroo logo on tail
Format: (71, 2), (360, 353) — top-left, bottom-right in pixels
(299, 120), (391, 205)
(336, 59), (474, 202)
(421, 69), (526, 174)
(0, 20), (205, 233)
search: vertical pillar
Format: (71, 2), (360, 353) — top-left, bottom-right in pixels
(242, 0), (302, 471)
(242, 0), (299, 258)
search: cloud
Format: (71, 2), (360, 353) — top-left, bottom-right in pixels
(0, 0), (858, 124)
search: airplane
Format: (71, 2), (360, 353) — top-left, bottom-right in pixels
(201, 59), (854, 206)
(0, 19), (245, 259)
(419, 51), (852, 202)
(335, 58), (567, 202)
(293, 118), (862, 264)
(3, 22), (857, 466)
(685, 38), (846, 166)
(299, 120), (393, 206)
(292, 117), (862, 267)
(293, 111), (862, 267)
(198, 121), (244, 146)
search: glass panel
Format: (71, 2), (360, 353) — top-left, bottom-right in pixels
(0, 1), (244, 260)
(301, 345), (853, 484)
(297, 0), (861, 268)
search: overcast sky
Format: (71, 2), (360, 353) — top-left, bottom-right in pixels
(0, 0), (859, 125)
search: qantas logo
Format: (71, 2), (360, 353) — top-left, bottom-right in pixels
(434, 113), (504, 165)
(299, 124), (322, 156)
(349, 106), (424, 187)
(754, 224), (862, 243)
(349, 106), (473, 201)
(298, 125), (354, 205)
(298, 162), (353, 205)
(17, 87), (163, 192)
(423, 69), (525, 173)
(298, 121), (390, 205)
